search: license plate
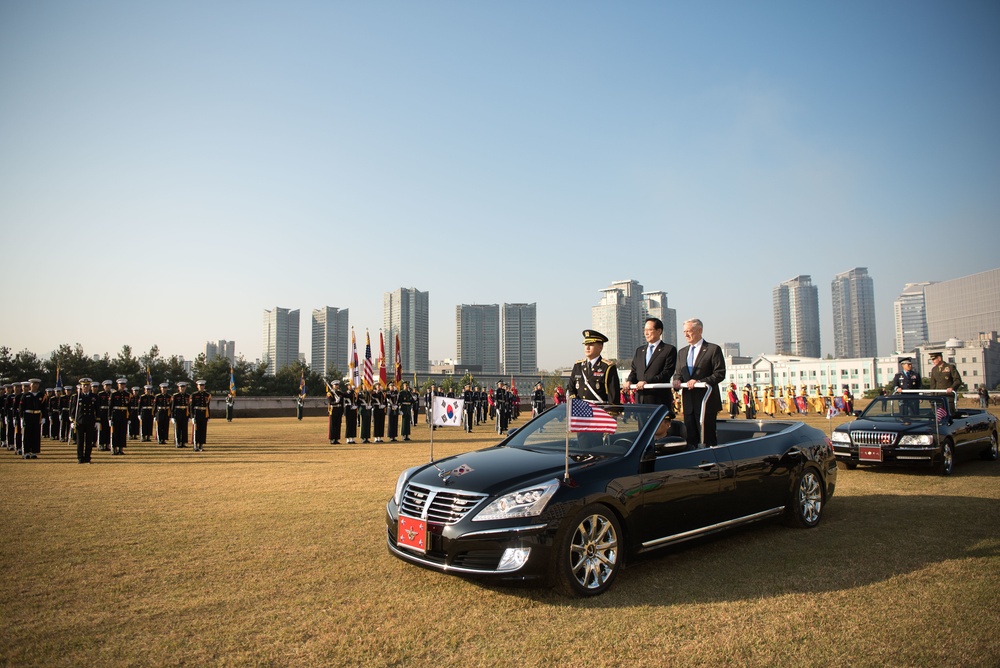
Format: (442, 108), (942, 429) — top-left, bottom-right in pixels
(397, 515), (427, 553)
(858, 446), (883, 462)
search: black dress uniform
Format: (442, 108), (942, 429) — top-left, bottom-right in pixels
(532, 385), (546, 417)
(1, 386), (8, 448)
(494, 383), (509, 434)
(154, 384), (172, 443)
(96, 382), (112, 450)
(171, 383), (191, 447)
(398, 385), (415, 441)
(225, 393), (235, 421)
(129, 388), (141, 439)
(48, 389), (61, 439)
(358, 388), (373, 443)
(892, 359), (921, 392)
(60, 389), (73, 441)
(138, 386), (155, 441)
(74, 380), (99, 463)
(108, 380), (131, 455)
(343, 388), (358, 443)
(568, 331), (621, 404)
(372, 388), (386, 442)
(20, 380), (45, 458)
(191, 381), (211, 451)
(327, 382), (344, 444)
(386, 386), (399, 441)
(462, 386), (475, 432)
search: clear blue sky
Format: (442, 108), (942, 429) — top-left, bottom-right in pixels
(2, 1), (998, 370)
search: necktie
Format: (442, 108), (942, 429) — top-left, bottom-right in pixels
(687, 346), (695, 374)
(645, 345), (654, 365)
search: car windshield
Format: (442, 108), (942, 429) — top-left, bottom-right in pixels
(504, 403), (664, 456)
(860, 396), (947, 422)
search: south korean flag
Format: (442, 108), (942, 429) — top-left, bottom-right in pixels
(432, 397), (465, 427)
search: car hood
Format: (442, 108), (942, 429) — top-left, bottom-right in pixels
(405, 446), (613, 496)
(835, 417), (938, 434)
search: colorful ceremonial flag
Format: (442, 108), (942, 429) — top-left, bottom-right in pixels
(394, 333), (402, 384)
(299, 369), (306, 398)
(568, 399), (617, 434)
(229, 367), (236, 396)
(146, 366), (152, 387)
(378, 330), (387, 388)
(432, 397), (464, 427)
(363, 330), (374, 390)
(826, 406), (839, 419)
(55, 365), (62, 390)
(349, 329), (360, 389)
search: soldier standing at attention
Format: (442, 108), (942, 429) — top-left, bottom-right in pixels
(74, 378), (99, 463)
(1, 385), (9, 449)
(108, 378), (131, 455)
(532, 382), (546, 417)
(892, 358), (921, 392)
(462, 384), (475, 433)
(494, 381), (509, 435)
(225, 391), (235, 421)
(372, 385), (387, 443)
(928, 351), (963, 411)
(129, 387), (141, 439)
(171, 381), (191, 448)
(326, 380), (344, 444)
(96, 380), (112, 451)
(296, 393), (305, 420)
(60, 386), (73, 441)
(343, 384), (358, 444)
(386, 382), (400, 442)
(46, 387), (59, 439)
(154, 383), (172, 444)
(20, 379), (45, 459)
(358, 385), (373, 443)
(398, 382), (415, 442)
(568, 330), (621, 404)
(138, 385), (155, 442)
(190, 380), (211, 452)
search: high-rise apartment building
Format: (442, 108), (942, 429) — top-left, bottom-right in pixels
(773, 275), (821, 357)
(456, 304), (500, 373)
(384, 287), (429, 374)
(925, 268), (1000, 343)
(832, 267), (877, 358)
(641, 291), (677, 347)
(592, 279), (645, 362)
(501, 303), (538, 374)
(262, 307), (300, 375)
(893, 282), (934, 353)
(311, 306), (349, 377)
(204, 339), (235, 364)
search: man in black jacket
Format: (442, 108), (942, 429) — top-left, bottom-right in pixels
(624, 317), (677, 414)
(672, 318), (727, 447)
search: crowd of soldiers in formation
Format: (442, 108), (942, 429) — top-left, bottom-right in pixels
(1, 377), (212, 463)
(321, 380), (550, 444)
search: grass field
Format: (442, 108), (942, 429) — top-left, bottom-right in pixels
(2, 409), (998, 667)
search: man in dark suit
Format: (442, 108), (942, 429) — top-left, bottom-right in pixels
(624, 317), (677, 414)
(672, 318), (727, 447)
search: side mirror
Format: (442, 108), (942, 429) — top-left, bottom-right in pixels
(506, 427), (520, 438)
(852, 410), (863, 417)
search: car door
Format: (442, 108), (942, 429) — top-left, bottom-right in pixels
(722, 435), (795, 518)
(636, 448), (733, 549)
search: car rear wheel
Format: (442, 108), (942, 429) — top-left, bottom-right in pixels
(981, 432), (998, 461)
(786, 468), (823, 528)
(552, 504), (622, 596)
(936, 440), (955, 475)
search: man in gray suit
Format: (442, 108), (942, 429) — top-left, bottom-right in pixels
(624, 317), (677, 415)
(672, 318), (727, 447)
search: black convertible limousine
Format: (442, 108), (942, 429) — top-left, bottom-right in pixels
(386, 402), (837, 596)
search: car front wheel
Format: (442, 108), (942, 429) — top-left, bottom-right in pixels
(552, 504), (622, 596)
(937, 440), (955, 475)
(981, 432), (998, 461)
(787, 468), (823, 528)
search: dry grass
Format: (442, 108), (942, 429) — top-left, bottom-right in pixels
(1, 409), (999, 667)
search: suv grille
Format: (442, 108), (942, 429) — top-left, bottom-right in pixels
(400, 483), (487, 525)
(850, 430), (897, 446)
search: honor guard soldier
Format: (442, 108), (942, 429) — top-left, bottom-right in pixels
(928, 351), (963, 411)
(296, 393), (305, 420)
(11, 381), (25, 455)
(153, 383), (172, 443)
(129, 387), (141, 439)
(108, 378), (131, 455)
(73, 379), (99, 463)
(59, 386), (73, 441)
(386, 382), (399, 442)
(494, 381), (509, 434)
(138, 385), (156, 441)
(190, 380), (211, 451)
(462, 384), (475, 432)
(171, 381), (191, 447)
(568, 330), (621, 404)
(96, 380), (112, 451)
(1, 385), (9, 449)
(327, 380), (344, 444)
(343, 385), (358, 444)
(531, 382), (546, 417)
(398, 382), (415, 441)
(225, 391), (235, 421)
(20, 379), (45, 459)
(357, 386), (373, 443)
(46, 387), (59, 439)
(372, 385), (387, 443)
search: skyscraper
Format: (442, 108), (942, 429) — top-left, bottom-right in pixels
(312, 306), (349, 377)
(501, 303), (538, 374)
(384, 287), (429, 374)
(893, 282), (934, 353)
(592, 279), (645, 362)
(456, 304), (500, 373)
(641, 291), (677, 347)
(773, 275), (821, 357)
(924, 268), (1000, 343)
(205, 339), (236, 363)
(262, 307), (300, 375)
(832, 267), (877, 358)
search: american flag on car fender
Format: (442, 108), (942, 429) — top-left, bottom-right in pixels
(936, 405), (948, 422)
(569, 399), (617, 434)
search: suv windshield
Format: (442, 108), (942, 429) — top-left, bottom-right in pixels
(505, 403), (664, 456)
(860, 396), (947, 422)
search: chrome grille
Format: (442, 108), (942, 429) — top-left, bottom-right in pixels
(400, 483), (487, 525)
(850, 430), (897, 446)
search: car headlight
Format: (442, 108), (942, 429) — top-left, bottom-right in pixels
(393, 466), (421, 507)
(899, 434), (934, 446)
(831, 431), (851, 444)
(472, 479), (559, 522)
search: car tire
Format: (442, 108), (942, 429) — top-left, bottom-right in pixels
(980, 432), (998, 461)
(551, 504), (623, 597)
(786, 467), (823, 528)
(837, 460), (858, 471)
(936, 439), (955, 476)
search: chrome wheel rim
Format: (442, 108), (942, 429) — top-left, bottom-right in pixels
(798, 472), (822, 525)
(569, 514), (618, 590)
(991, 434), (998, 458)
(942, 443), (954, 473)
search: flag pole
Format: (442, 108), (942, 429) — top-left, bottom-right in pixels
(429, 397), (435, 464)
(564, 397), (571, 482)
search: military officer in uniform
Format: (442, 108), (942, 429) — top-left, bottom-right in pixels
(326, 380), (344, 444)
(138, 385), (156, 441)
(129, 387), (141, 439)
(154, 383), (172, 443)
(190, 380), (211, 451)
(386, 382), (400, 442)
(108, 378), (131, 455)
(928, 351), (962, 411)
(372, 385), (387, 443)
(398, 381), (415, 442)
(531, 382), (546, 417)
(343, 384), (358, 444)
(568, 330), (621, 404)
(73, 378), (99, 463)
(462, 384), (475, 433)
(358, 385), (373, 443)
(225, 392), (235, 421)
(171, 381), (191, 447)
(20, 379), (45, 459)
(893, 358), (921, 392)
(96, 380), (112, 451)
(60, 385), (73, 442)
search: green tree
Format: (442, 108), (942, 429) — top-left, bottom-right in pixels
(112, 345), (143, 386)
